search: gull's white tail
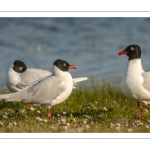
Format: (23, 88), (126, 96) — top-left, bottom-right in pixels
(73, 77), (88, 88)
(0, 93), (11, 101)
(0, 93), (21, 102)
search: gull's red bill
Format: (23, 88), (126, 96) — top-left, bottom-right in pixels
(117, 51), (128, 56)
(68, 65), (77, 69)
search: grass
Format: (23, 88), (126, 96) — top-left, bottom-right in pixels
(0, 77), (150, 133)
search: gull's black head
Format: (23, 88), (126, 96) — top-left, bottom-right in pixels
(13, 60), (27, 73)
(117, 44), (141, 60)
(53, 59), (77, 71)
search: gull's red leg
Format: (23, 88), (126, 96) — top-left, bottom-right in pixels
(136, 102), (140, 119)
(141, 103), (146, 120)
(28, 103), (32, 109)
(47, 107), (52, 120)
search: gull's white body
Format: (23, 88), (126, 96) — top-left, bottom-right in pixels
(120, 58), (150, 104)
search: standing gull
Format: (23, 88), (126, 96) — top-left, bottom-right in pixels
(1, 59), (78, 119)
(117, 44), (150, 119)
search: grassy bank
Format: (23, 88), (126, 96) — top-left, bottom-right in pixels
(0, 78), (150, 133)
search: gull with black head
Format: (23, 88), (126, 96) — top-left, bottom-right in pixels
(118, 44), (150, 119)
(0, 59), (78, 119)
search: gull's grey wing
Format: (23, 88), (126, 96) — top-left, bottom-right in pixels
(20, 68), (52, 84)
(8, 75), (65, 104)
(142, 72), (150, 92)
(16, 83), (30, 89)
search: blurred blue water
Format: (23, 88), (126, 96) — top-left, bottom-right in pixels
(0, 17), (150, 87)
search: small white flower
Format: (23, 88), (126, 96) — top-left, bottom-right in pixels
(85, 125), (90, 129)
(110, 123), (115, 128)
(3, 115), (8, 119)
(125, 121), (129, 127)
(103, 107), (108, 111)
(13, 122), (17, 126)
(30, 107), (35, 111)
(36, 117), (41, 121)
(57, 114), (60, 117)
(63, 112), (67, 115)
(83, 120), (87, 124)
(87, 106), (91, 110)
(66, 123), (70, 127)
(145, 124), (149, 129)
(43, 119), (48, 123)
(0, 121), (3, 126)
(61, 118), (66, 124)
(95, 101), (98, 104)
(113, 101), (117, 104)
(116, 123), (121, 127)
(4, 112), (8, 116)
(138, 122), (143, 126)
(37, 110), (41, 114)
(8, 123), (13, 128)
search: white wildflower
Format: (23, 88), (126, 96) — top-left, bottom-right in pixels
(57, 114), (60, 117)
(145, 124), (149, 129)
(8, 123), (13, 128)
(13, 122), (17, 126)
(61, 118), (66, 124)
(83, 120), (87, 124)
(87, 106), (91, 110)
(43, 119), (48, 123)
(37, 110), (41, 114)
(66, 123), (70, 127)
(4, 112), (8, 116)
(110, 123), (115, 128)
(103, 107), (108, 111)
(3, 115), (8, 119)
(63, 112), (67, 115)
(0, 121), (3, 126)
(30, 107), (35, 111)
(85, 125), (90, 129)
(116, 123), (121, 127)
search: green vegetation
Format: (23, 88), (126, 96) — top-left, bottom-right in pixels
(0, 78), (150, 133)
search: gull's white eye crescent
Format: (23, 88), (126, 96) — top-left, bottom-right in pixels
(130, 47), (134, 51)
(19, 67), (23, 70)
(63, 63), (67, 67)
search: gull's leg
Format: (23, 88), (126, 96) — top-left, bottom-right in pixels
(47, 106), (52, 120)
(140, 103), (147, 120)
(136, 102), (140, 119)
(28, 104), (32, 109)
